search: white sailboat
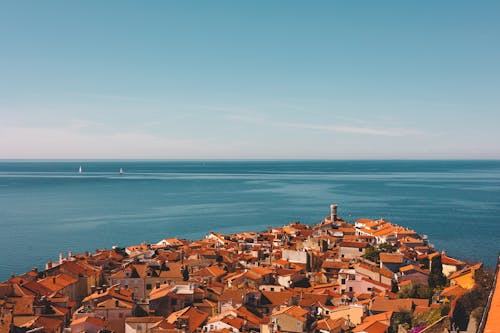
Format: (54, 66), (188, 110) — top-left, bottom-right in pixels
(119, 168), (124, 175)
(79, 165), (83, 174)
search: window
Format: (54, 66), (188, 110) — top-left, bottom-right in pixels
(146, 284), (152, 290)
(349, 287), (353, 292)
(270, 287), (274, 292)
(359, 248), (363, 252)
(367, 287), (372, 291)
(341, 279), (346, 285)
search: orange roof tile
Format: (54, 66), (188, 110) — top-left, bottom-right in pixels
(379, 253), (404, 264)
(441, 254), (466, 266)
(272, 306), (308, 322)
(38, 273), (78, 292)
(353, 320), (389, 333)
(71, 316), (107, 328)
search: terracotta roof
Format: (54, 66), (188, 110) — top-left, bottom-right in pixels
(71, 316), (107, 328)
(149, 284), (176, 301)
(23, 316), (64, 333)
(298, 293), (329, 307)
(428, 252), (440, 260)
(218, 289), (246, 302)
(21, 280), (54, 297)
(353, 320), (389, 333)
(12, 296), (35, 315)
(59, 260), (100, 277)
(449, 262), (482, 280)
(441, 254), (466, 266)
(194, 265), (226, 278)
(97, 298), (134, 309)
(38, 273), (78, 292)
(363, 311), (393, 324)
(222, 316), (245, 329)
(317, 317), (348, 331)
(234, 306), (262, 327)
(250, 266), (274, 276)
(379, 253), (404, 264)
(83, 284), (134, 303)
(272, 306), (308, 322)
(356, 262), (394, 279)
(400, 265), (428, 275)
(440, 285), (467, 298)
(370, 297), (413, 313)
(166, 306), (208, 332)
(261, 291), (293, 306)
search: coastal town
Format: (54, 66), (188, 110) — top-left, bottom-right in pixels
(0, 204), (497, 333)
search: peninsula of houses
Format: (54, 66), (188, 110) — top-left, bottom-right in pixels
(0, 204), (496, 333)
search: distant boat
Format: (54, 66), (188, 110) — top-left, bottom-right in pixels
(79, 165), (83, 174)
(119, 168), (124, 175)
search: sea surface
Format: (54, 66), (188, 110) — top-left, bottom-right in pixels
(1, 160), (499, 280)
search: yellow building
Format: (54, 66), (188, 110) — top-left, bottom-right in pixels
(449, 263), (482, 290)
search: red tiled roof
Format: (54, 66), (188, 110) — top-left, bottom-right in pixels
(379, 253), (404, 264)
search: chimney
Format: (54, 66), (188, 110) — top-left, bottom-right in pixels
(46, 260), (52, 270)
(59, 253), (63, 264)
(330, 204), (338, 221)
(68, 251), (73, 258)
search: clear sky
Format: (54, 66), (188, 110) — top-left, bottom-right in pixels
(1, 1), (499, 159)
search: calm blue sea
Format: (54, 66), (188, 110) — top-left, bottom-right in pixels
(1, 160), (499, 280)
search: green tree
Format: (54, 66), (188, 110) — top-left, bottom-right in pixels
(362, 243), (399, 264)
(390, 310), (413, 333)
(397, 283), (432, 299)
(362, 245), (380, 263)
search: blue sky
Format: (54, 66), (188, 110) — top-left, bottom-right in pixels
(1, 1), (499, 159)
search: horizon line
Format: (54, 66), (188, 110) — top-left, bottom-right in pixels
(1, 158), (500, 162)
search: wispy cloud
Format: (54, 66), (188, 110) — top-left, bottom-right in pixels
(0, 123), (240, 159)
(224, 112), (267, 123)
(277, 122), (425, 137)
(222, 108), (424, 137)
(65, 92), (151, 102)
